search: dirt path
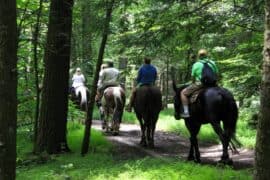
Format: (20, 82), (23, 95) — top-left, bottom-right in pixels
(92, 120), (254, 170)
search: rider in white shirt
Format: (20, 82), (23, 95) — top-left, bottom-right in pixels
(72, 68), (85, 88)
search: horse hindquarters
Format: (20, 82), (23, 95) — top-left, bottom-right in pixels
(206, 88), (238, 163)
(136, 86), (161, 148)
(220, 91), (238, 163)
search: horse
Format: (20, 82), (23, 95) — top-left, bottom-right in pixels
(172, 82), (239, 164)
(134, 85), (162, 148)
(71, 85), (90, 111)
(99, 86), (125, 135)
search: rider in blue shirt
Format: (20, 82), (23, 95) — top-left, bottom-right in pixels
(137, 62), (157, 85)
(126, 57), (157, 112)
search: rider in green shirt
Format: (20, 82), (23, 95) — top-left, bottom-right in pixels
(191, 58), (218, 81)
(180, 49), (219, 118)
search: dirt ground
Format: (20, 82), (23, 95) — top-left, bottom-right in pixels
(92, 120), (254, 170)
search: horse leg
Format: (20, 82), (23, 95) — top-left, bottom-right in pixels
(148, 118), (157, 148)
(212, 123), (232, 165)
(112, 111), (119, 136)
(186, 121), (201, 163)
(146, 123), (151, 148)
(112, 107), (123, 136)
(105, 111), (110, 133)
(137, 115), (146, 147)
(99, 106), (107, 130)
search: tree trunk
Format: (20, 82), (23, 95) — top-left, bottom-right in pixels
(36, 0), (74, 154)
(33, 0), (44, 153)
(81, 0), (115, 155)
(254, 1), (270, 179)
(118, 57), (127, 88)
(0, 0), (18, 179)
(81, 0), (93, 76)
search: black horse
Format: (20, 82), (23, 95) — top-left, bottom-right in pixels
(134, 85), (162, 148)
(173, 82), (239, 164)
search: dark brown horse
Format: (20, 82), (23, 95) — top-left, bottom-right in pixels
(134, 85), (162, 148)
(99, 86), (125, 135)
(173, 82), (239, 164)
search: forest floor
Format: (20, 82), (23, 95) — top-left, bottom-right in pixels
(92, 120), (254, 170)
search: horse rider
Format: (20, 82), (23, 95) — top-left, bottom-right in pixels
(71, 67), (85, 94)
(95, 61), (120, 106)
(126, 57), (157, 112)
(180, 49), (219, 118)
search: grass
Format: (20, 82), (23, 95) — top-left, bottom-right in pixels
(16, 122), (252, 180)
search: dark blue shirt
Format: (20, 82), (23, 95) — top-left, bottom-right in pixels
(137, 64), (157, 85)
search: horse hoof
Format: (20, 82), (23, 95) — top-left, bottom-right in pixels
(194, 159), (201, 163)
(112, 131), (119, 136)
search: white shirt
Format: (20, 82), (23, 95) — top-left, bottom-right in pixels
(98, 67), (119, 88)
(72, 74), (85, 88)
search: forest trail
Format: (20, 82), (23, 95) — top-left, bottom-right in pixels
(92, 120), (254, 170)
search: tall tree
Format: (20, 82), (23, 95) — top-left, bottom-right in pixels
(81, 0), (93, 76)
(81, 0), (115, 155)
(0, 0), (18, 179)
(255, 1), (270, 179)
(36, 0), (74, 153)
(32, 0), (44, 153)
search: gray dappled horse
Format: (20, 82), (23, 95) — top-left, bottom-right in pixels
(99, 86), (125, 135)
(134, 85), (162, 148)
(173, 82), (239, 164)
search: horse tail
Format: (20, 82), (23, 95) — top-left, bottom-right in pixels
(79, 87), (87, 107)
(145, 86), (162, 125)
(146, 87), (153, 123)
(113, 88), (124, 123)
(220, 88), (241, 148)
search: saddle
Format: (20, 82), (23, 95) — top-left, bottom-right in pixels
(189, 88), (204, 104)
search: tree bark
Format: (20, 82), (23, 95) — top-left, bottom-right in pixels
(36, 0), (74, 154)
(255, 1), (270, 179)
(0, 0), (18, 179)
(81, 0), (115, 155)
(33, 0), (44, 153)
(81, 0), (93, 76)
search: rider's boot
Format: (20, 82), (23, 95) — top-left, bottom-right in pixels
(181, 105), (190, 118)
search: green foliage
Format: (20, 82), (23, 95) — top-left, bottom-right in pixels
(16, 0), (263, 127)
(67, 100), (86, 122)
